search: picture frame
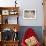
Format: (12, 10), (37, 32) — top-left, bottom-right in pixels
(0, 15), (1, 24)
(0, 32), (1, 41)
(23, 9), (36, 19)
(2, 10), (9, 15)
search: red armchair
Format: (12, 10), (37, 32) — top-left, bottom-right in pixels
(21, 28), (41, 46)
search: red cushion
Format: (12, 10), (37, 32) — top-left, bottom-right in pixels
(21, 28), (41, 46)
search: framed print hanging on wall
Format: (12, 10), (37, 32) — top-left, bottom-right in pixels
(23, 9), (36, 19)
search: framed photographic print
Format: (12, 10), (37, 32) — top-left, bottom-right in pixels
(2, 10), (9, 15)
(23, 9), (36, 19)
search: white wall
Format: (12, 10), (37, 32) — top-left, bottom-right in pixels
(0, 0), (44, 26)
(0, 0), (15, 7)
(18, 0), (44, 26)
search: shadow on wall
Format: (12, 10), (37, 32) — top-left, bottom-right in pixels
(18, 26), (43, 44)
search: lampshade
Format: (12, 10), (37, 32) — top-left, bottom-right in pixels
(13, 28), (17, 32)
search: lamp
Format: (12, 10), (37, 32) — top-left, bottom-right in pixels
(15, 0), (17, 7)
(14, 28), (17, 32)
(13, 28), (19, 41)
